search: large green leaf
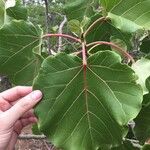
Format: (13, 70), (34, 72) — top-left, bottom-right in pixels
(100, 0), (150, 33)
(0, 0), (5, 28)
(33, 51), (142, 150)
(64, 0), (99, 21)
(0, 20), (43, 85)
(132, 57), (150, 94)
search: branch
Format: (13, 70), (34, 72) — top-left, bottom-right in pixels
(42, 34), (81, 43)
(58, 15), (67, 52)
(84, 17), (108, 37)
(18, 134), (46, 140)
(44, 0), (51, 55)
(87, 41), (135, 63)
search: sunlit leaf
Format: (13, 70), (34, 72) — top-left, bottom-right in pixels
(132, 57), (150, 94)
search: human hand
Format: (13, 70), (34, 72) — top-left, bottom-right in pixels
(0, 86), (42, 150)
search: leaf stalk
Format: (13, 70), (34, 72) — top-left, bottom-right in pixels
(42, 34), (81, 43)
(87, 41), (135, 63)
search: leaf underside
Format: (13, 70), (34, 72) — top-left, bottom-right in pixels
(34, 51), (142, 150)
(0, 20), (43, 85)
(101, 0), (150, 33)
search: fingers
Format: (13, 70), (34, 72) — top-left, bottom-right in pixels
(0, 86), (32, 102)
(14, 117), (38, 135)
(4, 90), (42, 126)
(6, 117), (37, 150)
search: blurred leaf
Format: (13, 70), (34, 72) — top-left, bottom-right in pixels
(142, 144), (150, 150)
(68, 19), (81, 36)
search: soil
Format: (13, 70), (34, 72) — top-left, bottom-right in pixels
(15, 125), (56, 150)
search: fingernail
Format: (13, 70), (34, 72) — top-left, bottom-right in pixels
(31, 90), (42, 101)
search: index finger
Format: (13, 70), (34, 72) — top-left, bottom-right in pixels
(0, 86), (32, 102)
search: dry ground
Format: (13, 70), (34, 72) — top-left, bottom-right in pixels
(15, 125), (56, 150)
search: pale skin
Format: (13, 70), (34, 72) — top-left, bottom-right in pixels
(0, 86), (42, 150)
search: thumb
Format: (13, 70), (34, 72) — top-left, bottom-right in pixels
(5, 90), (42, 126)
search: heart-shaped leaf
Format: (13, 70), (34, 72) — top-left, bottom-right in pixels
(100, 0), (150, 33)
(33, 51), (142, 150)
(0, 20), (43, 85)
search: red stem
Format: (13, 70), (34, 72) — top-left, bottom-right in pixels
(42, 34), (81, 43)
(82, 42), (87, 66)
(87, 41), (135, 63)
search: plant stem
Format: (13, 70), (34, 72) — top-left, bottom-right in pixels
(42, 34), (81, 43)
(87, 41), (135, 63)
(84, 17), (107, 37)
(82, 41), (87, 66)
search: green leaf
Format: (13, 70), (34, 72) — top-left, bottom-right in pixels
(134, 93), (150, 144)
(64, 0), (99, 21)
(0, 0), (5, 28)
(132, 57), (150, 94)
(86, 14), (132, 53)
(142, 144), (150, 150)
(33, 51), (142, 150)
(6, 0), (28, 20)
(134, 77), (150, 144)
(101, 0), (150, 33)
(140, 36), (150, 54)
(0, 20), (43, 85)
(68, 19), (82, 36)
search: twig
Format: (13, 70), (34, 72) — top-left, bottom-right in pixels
(58, 15), (67, 52)
(18, 134), (46, 140)
(42, 34), (81, 43)
(87, 41), (135, 63)
(44, 0), (51, 55)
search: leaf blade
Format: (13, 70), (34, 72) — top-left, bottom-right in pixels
(34, 51), (142, 150)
